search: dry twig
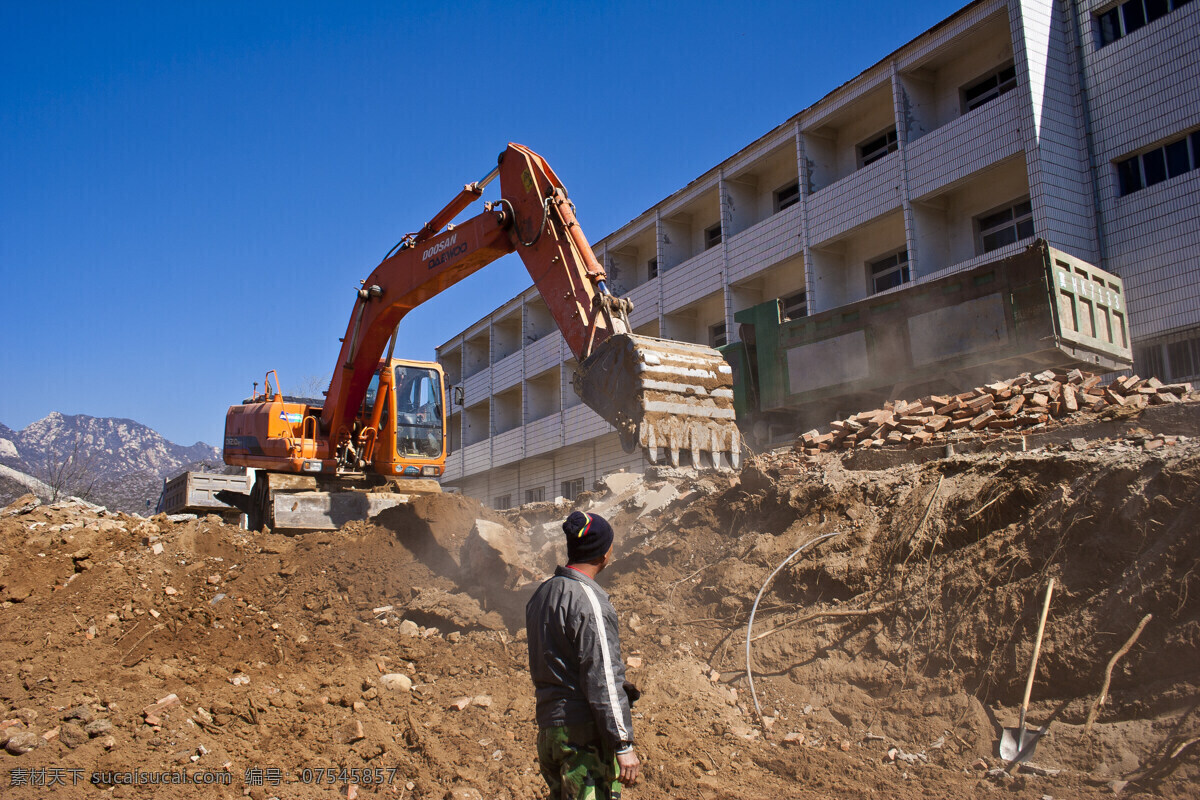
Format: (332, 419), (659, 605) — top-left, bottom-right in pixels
(1085, 613), (1152, 734)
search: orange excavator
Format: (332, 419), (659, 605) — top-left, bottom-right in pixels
(224, 143), (739, 530)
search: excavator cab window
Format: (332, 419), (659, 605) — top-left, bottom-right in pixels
(394, 366), (443, 457)
(359, 372), (380, 421)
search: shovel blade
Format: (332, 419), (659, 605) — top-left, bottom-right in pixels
(1000, 726), (1043, 762)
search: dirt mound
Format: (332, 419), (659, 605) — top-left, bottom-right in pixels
(1, 406), (1199, 798)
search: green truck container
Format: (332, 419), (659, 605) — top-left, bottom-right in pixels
(720, 241), (1133, 444)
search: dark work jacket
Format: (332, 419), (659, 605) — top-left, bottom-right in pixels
(525, 566), (633, 750)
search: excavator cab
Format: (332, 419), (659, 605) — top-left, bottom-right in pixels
(393, 364), (443, 458)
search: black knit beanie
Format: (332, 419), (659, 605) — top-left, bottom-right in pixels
(563, 511), (614, 564)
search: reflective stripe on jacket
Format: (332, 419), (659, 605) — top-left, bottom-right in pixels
(526, 565), (633, 749)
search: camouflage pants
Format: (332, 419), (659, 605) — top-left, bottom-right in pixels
(536, 724), (622, 800)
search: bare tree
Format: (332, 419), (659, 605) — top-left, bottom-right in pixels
(36, 435), (101, 503)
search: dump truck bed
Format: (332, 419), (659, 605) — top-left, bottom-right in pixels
(723, 241), (1132, 426)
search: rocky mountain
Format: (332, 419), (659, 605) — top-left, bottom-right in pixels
(0, 413), (221, 513)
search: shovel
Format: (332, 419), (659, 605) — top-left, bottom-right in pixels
(1000, 577), (1055, 764)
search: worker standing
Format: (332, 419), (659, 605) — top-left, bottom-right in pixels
(526, 511), (640, 798)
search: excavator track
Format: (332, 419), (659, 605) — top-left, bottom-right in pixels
(575, 333), (741, 469)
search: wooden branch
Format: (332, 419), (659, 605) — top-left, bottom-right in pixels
(1085, 613), (1152, 734)
(750, 608), (883, 643)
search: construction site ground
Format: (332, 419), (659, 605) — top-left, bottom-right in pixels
(2, 402), (1199, 799)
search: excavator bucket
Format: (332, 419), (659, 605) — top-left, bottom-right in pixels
(575, 333), (741, 469)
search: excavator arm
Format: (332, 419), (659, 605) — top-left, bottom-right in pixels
(322, 143), (740, 468)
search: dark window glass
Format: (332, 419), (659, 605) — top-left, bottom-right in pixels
(1142, 149), (1167, 186)
(978, 206), (1014, 231)
(1117, 156), (1142, 194)
(964, 75), (996, 106)
(1168, 339), (1200, 379)
(1098, 8), (1121, 43)
(1192, 131), (1200, 166)
(774, 181), (800, 211)
(870, 250), (910, 293)
(647, 257), (658, 280)
(859, 129), (898, 167)
(1145, 0), (1170, 21)
(1016, 218), (1036, 239)
(1123, 0), (1147, 33)
(705, 223), (722, 249)
(782, 290), (807, 320)
(1177, 0), (1194, 7)
(1165, 138), (1191, 177)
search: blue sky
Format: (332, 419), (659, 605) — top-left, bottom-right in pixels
(1, 0), (966, 446)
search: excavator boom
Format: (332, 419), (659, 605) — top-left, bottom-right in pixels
(321, 143), (740, 468)
(227, 143), (739, 502)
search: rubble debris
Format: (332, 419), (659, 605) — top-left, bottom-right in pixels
(797, 371), (1193, 454)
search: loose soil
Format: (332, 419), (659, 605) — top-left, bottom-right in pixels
(1, 408), (1199, 799)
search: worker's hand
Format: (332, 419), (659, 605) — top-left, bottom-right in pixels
(616, 749), (640, 785)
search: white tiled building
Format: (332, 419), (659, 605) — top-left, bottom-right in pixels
(437, 0), (1200, 507)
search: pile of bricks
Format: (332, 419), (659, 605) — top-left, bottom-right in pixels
(796, 370), (1194, 455)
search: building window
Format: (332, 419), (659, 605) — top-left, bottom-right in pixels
(782, 290), (808, 320)
(857, 128), (899, 168)
(1097, 0), (1191, 46)
(524, 487), (545, 504)
(1135, 344), (1167, 379)
(709, 321), (727, 348)
(561, 478), (584, 502)
(869, 249), (910, 293)
(1167, 337), (1200, 380)
(774, 180), (800, 212)
(647, 257), (658, 280)
(977, 199), (1034, 253)
(704, 222), (723, 250)
(1116, 130), (1200, 195)
(493, 494), (512, 510)
(962, 63), (1017, 112)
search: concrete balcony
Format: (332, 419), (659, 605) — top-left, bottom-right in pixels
(625, 276), (661, 328)
(524, 333), (562, 377)
(442, 448), (463, 482)
(726, 205), (803, 283)
(492, 349), (523, 393)
(563, 403), (607, 446)
(661, 247), (724, 316)
(462, 440), (490, 475)
(907, 91), (1025, 199)
(462, 370), (491, 409)
(525, 414), (562, 457)
(492, 427), (525, 467)
(807, 153), (903, 246)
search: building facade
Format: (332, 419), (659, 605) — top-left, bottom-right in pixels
(437, 0), (1200, 507)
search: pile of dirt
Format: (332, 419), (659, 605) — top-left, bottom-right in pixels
(1, 401), (1198, 799)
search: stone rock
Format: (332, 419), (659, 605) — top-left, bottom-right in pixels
(101, 735), (116, 750)
(14, 708), (38, 724)
(60, 722), (88, 749)
(379, 673), (413, 692)
(471, 695), (492, 708)
(782, 731), (805, 745)
(63, 705), (94, 723)
(343, 720), (365, 743)
(450, 697), (472, 711)
(398, 620), (420, 637)
(5, 731), (41, 755)
(445, 787), (483, 800)
(601, 472), (642, 496)
(461, 519), (535, 591)
(84, 718), (113, 737)
(0, 721), (26, 746)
